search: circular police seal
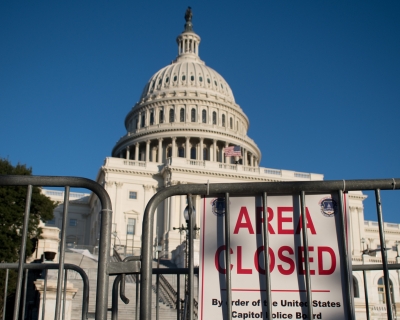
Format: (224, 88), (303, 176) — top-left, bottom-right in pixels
(211, 198), (225, 217)
(319, 197), (337, 217)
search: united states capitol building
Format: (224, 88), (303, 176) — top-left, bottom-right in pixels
(42, 11), (400, 319)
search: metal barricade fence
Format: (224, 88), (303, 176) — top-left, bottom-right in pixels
(2, 176), (400, 320)
(139, 179), (400, 320)
(0, 176), (112, 320)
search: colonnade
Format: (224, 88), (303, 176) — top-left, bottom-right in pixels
(119, 136), (259, 167)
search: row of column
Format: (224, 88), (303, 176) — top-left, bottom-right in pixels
(121, 137), (259, 167)
(130, 107), (244, 135)
(178, 38), (198, 55)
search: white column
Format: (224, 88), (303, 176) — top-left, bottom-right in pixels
(138, 112), (142, 128)
(212, 140), (217, 162)
(186, 137), (190, 159)
(146, 109), (150, 127)
(126, 146), (130, 160)
(135, 143), (139, 161)
(155, 108), (158, 125)
(170, 192), (177, 231)
(145, 140), (150, 162)
(172, 137), (177, 158)
(158, 138), (163, 163)
(250, 154), (254, 167)
(199, 138), (204, 160)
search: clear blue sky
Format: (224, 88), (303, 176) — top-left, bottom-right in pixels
(1, 1), (399, 222)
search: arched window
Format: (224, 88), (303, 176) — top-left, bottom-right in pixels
(203, 148), (208, 161)
(353, 276), (359, 298)
(222, 115), (226, 127)
(202, 110), (207, 123)
(141, 114), (145, 127)
(169, 109), (174, 123)
(180, 108), (185, 122)
(178, 147), (185, 158)
(230, 117), (233, 129)
(191, 108), (196, 122)
(150, 111), (154, 125)
(159, 109), (164, 123)
(212, 111), (217, 125)
(190, 147), (196, 160)
(378, 277), (394, 304)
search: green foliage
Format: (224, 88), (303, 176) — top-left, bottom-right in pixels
(0, 158), (57, 263)
(0, 158), (57, 319)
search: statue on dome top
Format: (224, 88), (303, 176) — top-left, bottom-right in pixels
(185, 7), (193, 22)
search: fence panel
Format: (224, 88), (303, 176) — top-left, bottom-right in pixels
(139, 179), (400, 320)
(0, 176), (112, 320)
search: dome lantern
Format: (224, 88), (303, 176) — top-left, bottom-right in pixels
(176, 7), (201, 61)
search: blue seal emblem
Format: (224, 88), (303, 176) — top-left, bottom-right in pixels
(212, 198), (225, 217)
(319, 198), (337, 217)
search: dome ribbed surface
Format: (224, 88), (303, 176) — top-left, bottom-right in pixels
(140, 60), (235, 103)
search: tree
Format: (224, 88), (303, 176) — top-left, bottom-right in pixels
(0, 158), (57, 318)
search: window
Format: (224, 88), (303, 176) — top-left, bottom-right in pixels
(191, 75), (194, 81)
(141, 114), (145, 127)
(182, 75), (186, 81)
(222, 114), (225, 127)
(190, 147), (196, 159)
(191, 108), (196, 122)
(378, 277), (394, 304)
(199, 76), (203, 82)
(69, 219), (77, 227)
(202, 110), (207, 123)
(180, 108), (185, 122)
(174, 75), (177, 82)
(230, 117), (233, 129)
(150, 111), (154, 125)
(178, 147), (185, 157)
(169, 109), (174, 122)
(46, 218), (55, 225)
(159, 109), (164, 123)
(135, 118), (138, 130)
(166, 77), (169, 83)
(353, 276), (359, 298)
(129, 191), (137, 199)
(212, 111), (217, 125)
(207, 78), (210, 84)
(127, 218), (136, 235)
(203, 148), (208, 160)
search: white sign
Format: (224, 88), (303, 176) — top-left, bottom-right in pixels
(198, 194), (352, 319)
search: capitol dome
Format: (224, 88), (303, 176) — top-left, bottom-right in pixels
(112, 11), (261, 168)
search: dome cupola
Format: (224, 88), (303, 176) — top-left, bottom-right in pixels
(112, 8), (262, 169)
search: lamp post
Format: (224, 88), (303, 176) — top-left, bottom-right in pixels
(361, 238), (371, 320)
(173, 198), (199, 320)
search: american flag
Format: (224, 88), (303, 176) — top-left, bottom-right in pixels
(224, 146), (242, 157)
